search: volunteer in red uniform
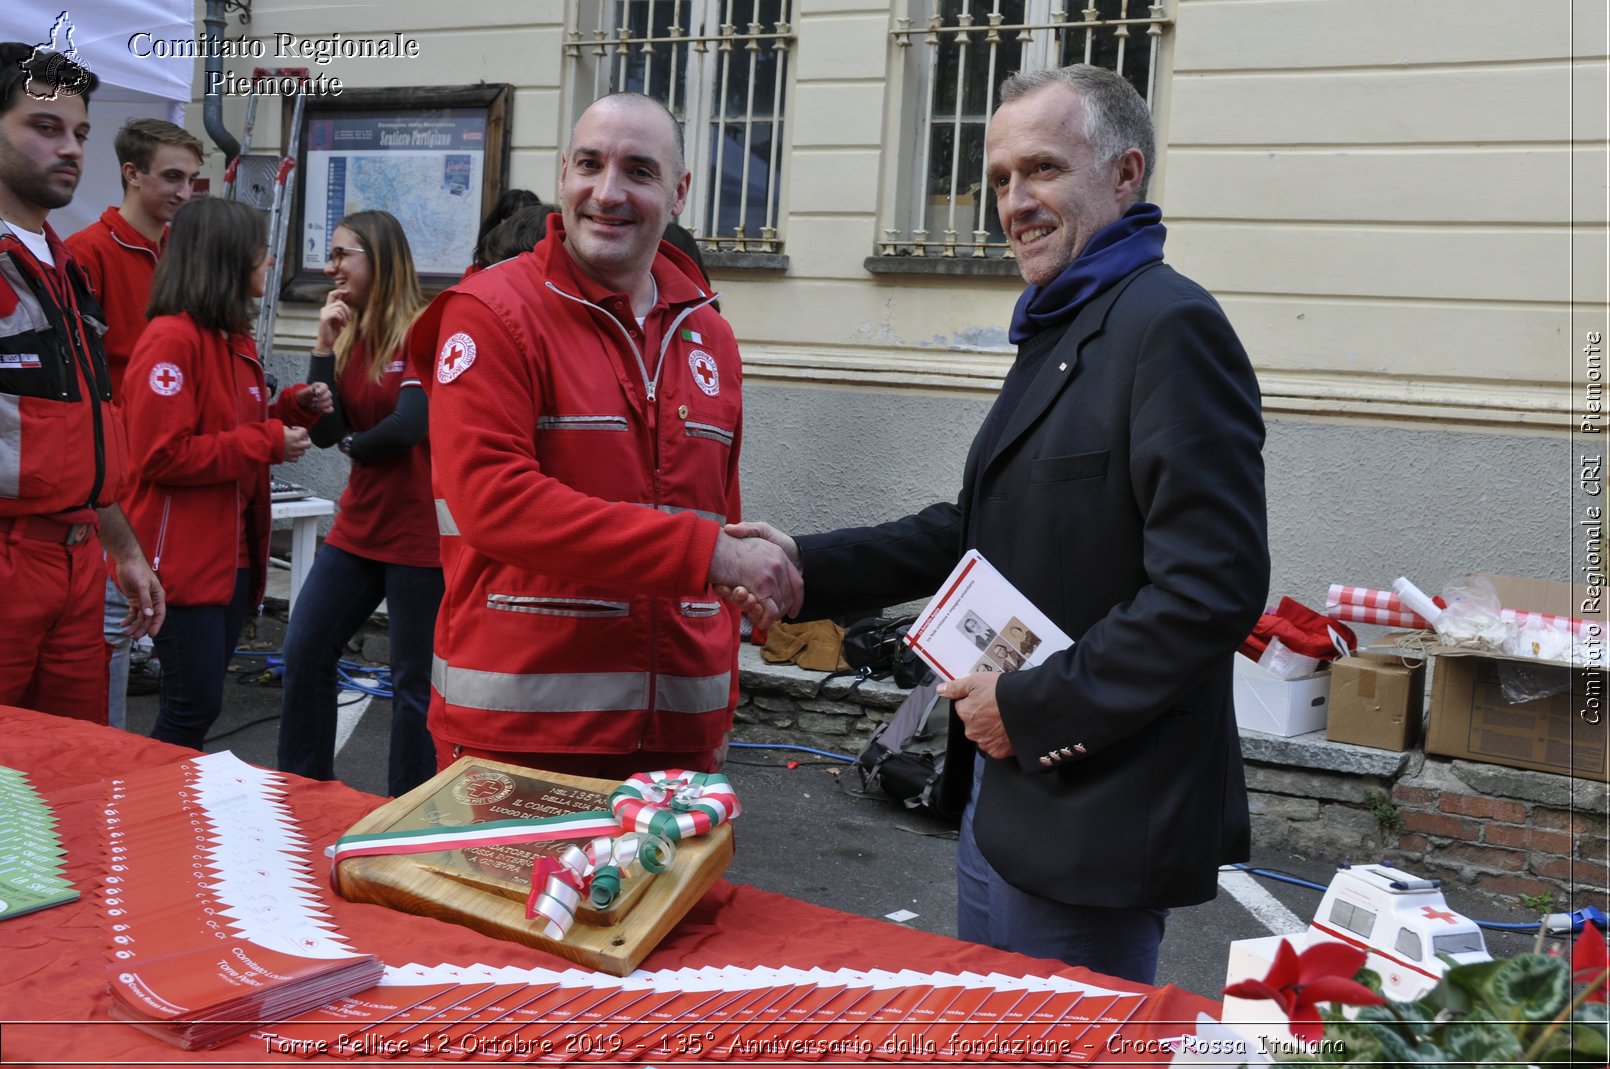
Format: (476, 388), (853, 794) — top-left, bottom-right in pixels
(123, 197), (330, 749)
(0, 42), (164, 722)
(277, 210), (440, 796)
(66, 118), (202, 729)
(420, 92), (800, 778)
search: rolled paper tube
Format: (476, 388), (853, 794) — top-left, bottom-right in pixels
(1392, 577), (1443, 625)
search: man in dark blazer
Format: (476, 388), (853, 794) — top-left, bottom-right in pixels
(726, 65), (1268, 984)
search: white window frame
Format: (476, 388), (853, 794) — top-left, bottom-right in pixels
(880, 0), (1171, 260)
(566, 0), (795, 254)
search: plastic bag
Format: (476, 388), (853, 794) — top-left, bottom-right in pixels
(1433, 574), (1510, 650)
(1497, 660), (1573, 704)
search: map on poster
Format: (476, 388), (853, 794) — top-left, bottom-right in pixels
(300, 111), (486, 277)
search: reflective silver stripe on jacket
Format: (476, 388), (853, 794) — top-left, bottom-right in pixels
(679, 600), (722, 618)
(647, 502), (727, 526)
(435, 498), (459, 536)
(486, 594), (630, 617)
(684, 421), (735, 447)
(0, 395), (19, 499)
(656, 672), (731, 712)
(0, 256), (48, 338)
(0, 255), (50, 498)
(536, 414), (630, 432)
(433, 657), (730, 714)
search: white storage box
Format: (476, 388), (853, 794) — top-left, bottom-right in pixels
(1233, 654), (1330, 737)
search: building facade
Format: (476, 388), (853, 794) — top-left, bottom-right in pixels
(191, 0), (1601, 606)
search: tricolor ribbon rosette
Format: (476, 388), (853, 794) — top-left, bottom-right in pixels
(609, 770), (743, 840)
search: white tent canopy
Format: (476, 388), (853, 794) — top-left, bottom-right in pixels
(2, 1), (196, 234)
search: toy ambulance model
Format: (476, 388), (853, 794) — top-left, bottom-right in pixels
(1216, 861), (1494, 1059)
(1308, 861), (1491, 1001)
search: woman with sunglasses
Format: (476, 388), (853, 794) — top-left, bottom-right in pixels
(276, 210), (441, 796)
(123, 197), (331, 750)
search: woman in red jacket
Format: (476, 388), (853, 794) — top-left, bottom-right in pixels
(277, 210), (441, 795)
(124, 198), (329, 749)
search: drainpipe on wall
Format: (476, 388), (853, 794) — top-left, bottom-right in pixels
(202, 0), (239, 161)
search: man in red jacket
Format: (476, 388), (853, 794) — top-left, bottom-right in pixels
(66, 118), (200, 730)
(423, 93), (800, 778)
(0, 42), (165, 723)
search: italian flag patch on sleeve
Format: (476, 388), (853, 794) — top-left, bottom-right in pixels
(681, 328), (703, 344)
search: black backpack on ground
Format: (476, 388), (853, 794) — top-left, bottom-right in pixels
(855, 678), (953, 817)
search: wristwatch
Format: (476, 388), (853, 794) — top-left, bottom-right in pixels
(338, 434), (355, 456)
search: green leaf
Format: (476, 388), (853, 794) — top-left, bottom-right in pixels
(1488, 955), (1570, 1022)
(1418, 974), (1475, 1016)
(1321, 1021), (1385, 1065)
(1347, 1019), (1442, 1064)
(1570, 1002), (1609, 1060)
(1441, 1020), (1523, 1062)
(1441, 958), (1509, 1007)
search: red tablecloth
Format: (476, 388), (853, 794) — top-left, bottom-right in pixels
(0, 706), (1215, 1065)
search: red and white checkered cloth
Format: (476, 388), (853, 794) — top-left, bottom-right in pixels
(1326, 585), (1432, 630)
(1500, 608), (1593, 637)
(1328, 584), (1592, 637)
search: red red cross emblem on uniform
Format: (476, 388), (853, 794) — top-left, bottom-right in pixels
(437, 331), (477, 384)
(1421, 906), (1458, 924)
(688, 350), (719, 397)
(149, 361), (183, 396)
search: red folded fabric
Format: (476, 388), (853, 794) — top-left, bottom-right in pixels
(1241, 597), (1356, 661)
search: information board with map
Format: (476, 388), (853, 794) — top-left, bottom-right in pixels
(299, 111), (487, 278)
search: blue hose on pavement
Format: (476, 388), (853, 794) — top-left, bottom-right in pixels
(232, 649), (394, 700)
(728, 741), (856, 763)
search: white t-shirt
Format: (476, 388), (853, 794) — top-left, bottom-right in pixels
(3, 221), (54, 267)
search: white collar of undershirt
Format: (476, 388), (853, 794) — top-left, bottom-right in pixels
(1, 219), (53, 266)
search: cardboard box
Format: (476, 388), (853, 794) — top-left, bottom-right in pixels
(1327, 654), (1426, 751)
(1233, 654), (1330, 737)
(1424, 576), (1606, 781)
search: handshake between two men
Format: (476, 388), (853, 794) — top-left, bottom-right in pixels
(708, 521), (801, 629)
(707, 521), (1012, 761)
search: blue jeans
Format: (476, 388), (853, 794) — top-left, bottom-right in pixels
(957, 754), (1169, 984)
(277, 543), (442, 797)
(150, 569), (252, 750)
(103, 576), (130, 730)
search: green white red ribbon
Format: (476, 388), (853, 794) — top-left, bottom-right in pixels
(330, 809), (621, 866)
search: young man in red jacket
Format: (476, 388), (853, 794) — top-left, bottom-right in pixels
(421, 93), (801, 778)
(0, 42), (165, 723)
(66, 118), (201, 729)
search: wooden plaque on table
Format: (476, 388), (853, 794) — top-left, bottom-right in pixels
(333, 757), (732, 975)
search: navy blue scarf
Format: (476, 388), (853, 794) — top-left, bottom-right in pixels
(1008, 202), (1166, 343)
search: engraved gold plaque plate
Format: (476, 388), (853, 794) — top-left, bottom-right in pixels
(333, 758), (733, 975)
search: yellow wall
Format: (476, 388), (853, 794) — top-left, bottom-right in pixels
(207, 0), (1606, 430)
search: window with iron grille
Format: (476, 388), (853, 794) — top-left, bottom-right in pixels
(566, 0), (794, 254)
(879, 0), (1170, 261)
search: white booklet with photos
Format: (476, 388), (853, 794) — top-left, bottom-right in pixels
(903, 550), (1073, 681)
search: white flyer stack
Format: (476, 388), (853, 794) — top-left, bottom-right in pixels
(99, 752), (382, 1050)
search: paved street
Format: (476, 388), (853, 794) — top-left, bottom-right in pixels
(118, 597), (1549, 1001)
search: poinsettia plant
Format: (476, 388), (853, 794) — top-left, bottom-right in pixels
(1222, 921), (1610, 1065)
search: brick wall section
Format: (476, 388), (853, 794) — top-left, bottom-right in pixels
(1383, 758), (1610, 913)
(736, 648), (1610, 917)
